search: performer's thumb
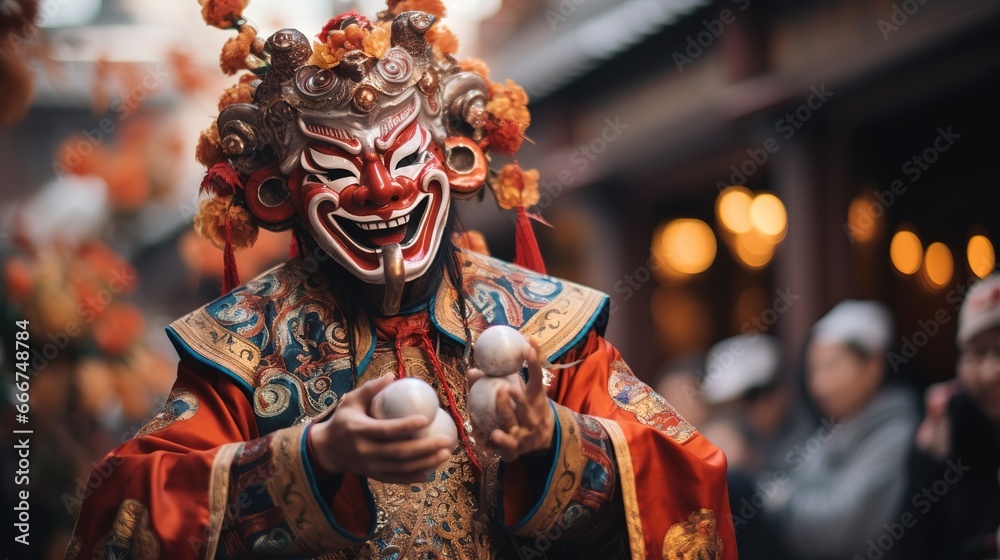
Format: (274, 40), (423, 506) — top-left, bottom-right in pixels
(351, 372), (395, 409)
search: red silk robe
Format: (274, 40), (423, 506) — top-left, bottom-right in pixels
(65, 249), (736, 559)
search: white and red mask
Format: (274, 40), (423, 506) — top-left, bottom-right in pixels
(217, 22), (489, 290)
(291, 99), (450, 284)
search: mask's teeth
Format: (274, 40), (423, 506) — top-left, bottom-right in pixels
(355, 212), (412, 231)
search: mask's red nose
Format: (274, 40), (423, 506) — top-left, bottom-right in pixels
(353, 157), (403, 207)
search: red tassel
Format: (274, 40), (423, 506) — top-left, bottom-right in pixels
(420, 333), (484, 480)
(222, 213), (240, 294)
(513, 206), (546, 274)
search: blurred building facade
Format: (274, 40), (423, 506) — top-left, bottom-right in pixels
(471, 0), (1000, 383)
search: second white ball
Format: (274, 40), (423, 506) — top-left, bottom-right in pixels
(474, 325), (527, 377)
(467, 373), (522, 435)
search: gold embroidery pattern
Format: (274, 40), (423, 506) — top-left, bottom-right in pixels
(330, 348), (499, 560)
(169, 308), (260, 388)
(662, 509), (722, 560)
(205, 442), (242, 560)
(135, 388), (199, 438)
(608, 360), (696, 443)
(522, 282), (608, 361)
(265, 423), (361, 553)
(433, 250), (608, 361)
(91, 499), (160, 560)
(594, 417), (646, 560)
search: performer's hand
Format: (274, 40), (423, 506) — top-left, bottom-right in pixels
(475, 340), (555, 463)
(309, 373), (455, 484)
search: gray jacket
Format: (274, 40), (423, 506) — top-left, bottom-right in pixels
(766, 385), (920, 559)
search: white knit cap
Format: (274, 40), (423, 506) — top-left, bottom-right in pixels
(811, 300), (894, 354)
(957, 274), (1000, 345)
(700, 334), (781, 404)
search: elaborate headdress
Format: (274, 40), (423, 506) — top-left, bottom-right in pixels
(194, 0), (544, 298)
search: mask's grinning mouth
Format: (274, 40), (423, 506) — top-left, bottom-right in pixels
(334, 198), (428, 251)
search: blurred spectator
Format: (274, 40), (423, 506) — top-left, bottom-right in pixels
(766, 300), (919, 560)
(699, 334), (810, 558)
(900, 275), (1000, 560)
(701, 334), (809, 474)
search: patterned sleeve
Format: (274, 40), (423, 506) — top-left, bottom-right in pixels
(500, 330), (737, 560)
(498, 401), (621, 545)
(65, 362), (375, 560)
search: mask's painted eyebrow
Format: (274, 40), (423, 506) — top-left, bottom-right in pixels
(302, 147), (360, 177)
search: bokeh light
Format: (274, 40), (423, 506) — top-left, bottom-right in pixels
(748, 193), (788, 239)
(889, 230), (922, 275)
(733, 229), (777, 269)
(922, 242), (954, 289)
(967, 235), (995, 279)
(716, 186), (754, 234)
(653, 219), (717, 275)
(846, 193), (880, 243)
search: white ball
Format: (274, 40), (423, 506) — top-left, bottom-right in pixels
(372, 378), (439, 422)
(474, 325), (527, 377)
(467, 374), (520, 435)
(416, 408), (459, 448)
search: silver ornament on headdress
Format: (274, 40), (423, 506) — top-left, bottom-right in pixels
(218, 11), (489, 178)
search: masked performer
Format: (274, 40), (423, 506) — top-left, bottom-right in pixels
(66, 2), (735, 558)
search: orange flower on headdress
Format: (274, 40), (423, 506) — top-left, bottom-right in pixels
(362, 22), (392, 59)
(493, 163), (540, 210)
(459, 58), (490, 82)
(194, 195), (259, 251)
(309, 41), (340, 69)
(487, 79), (531, 128)
(220, 25), (256, 75)
(389, 0), (447, 18)
(426, 24), (458, 56)
(200, 0), (250, 29)
(195, 122), (225, 167)
(486, 79), (531, 154)
(218, 78), (255, 111)
(311, 19), (374, 68)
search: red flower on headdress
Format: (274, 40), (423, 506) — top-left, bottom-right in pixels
(486, 120), (524, 155)
(200, 162), (242, 196)
(318, 11), (372, 40)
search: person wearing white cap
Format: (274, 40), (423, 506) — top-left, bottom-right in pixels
(702, 334), (782, 405)
(766, 300), (919, 560)
(900, 275), (1000, 560)
(699, 334), (808, 473)
(699, 334), (810, 559)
